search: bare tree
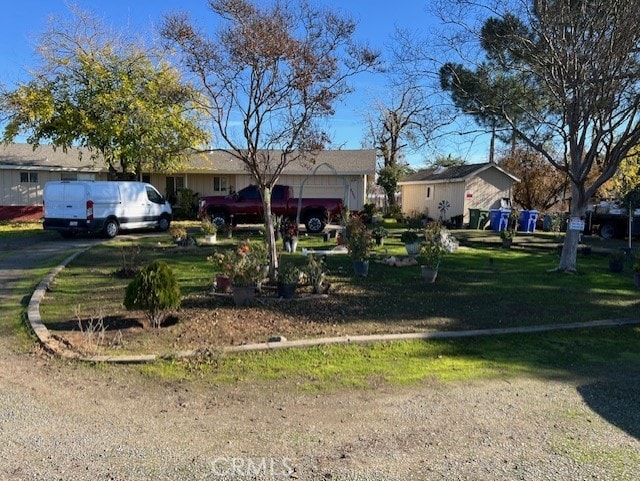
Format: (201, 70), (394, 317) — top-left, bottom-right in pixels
(162, 0), (380, 279)
(435, 0), (640, 272)
(364, 83), (432, 207)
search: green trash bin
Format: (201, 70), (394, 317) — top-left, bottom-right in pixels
(468, 209), (480, 229)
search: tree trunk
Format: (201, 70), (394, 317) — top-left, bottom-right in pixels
(558, 185), (587, 273)
(261, 186), (279, 282)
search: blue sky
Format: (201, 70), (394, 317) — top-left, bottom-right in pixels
(0, 1), (490, 166)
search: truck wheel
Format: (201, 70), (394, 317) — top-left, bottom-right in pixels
(599, 222), (616, 239)
(210, 212), (227, 229)
(157, 215), (171, 232)
(103, 219), (119, 238)
(305, 214), (325, 234)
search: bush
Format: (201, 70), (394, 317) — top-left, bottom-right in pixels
(123, 260), (181, 328)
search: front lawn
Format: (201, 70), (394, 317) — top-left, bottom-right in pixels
(39, 227), (640, 357)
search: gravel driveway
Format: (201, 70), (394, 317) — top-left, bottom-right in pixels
(1, 235), (639, 480)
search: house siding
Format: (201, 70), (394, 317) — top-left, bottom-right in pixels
(0, 144), (375, 220)
(463, 169), (514, 221)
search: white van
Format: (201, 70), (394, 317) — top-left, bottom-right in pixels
(43, 181), (172, 238)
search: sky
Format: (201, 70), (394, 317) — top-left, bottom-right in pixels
(0, 1), (491, 167)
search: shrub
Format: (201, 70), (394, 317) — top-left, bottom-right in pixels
(345, 215), (374, 261)
(123, 260), (181, 328)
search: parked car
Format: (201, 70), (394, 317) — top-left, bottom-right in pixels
(43, 181), (172, 238)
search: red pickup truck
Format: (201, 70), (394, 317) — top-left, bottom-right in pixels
(198, 184), (343, 233)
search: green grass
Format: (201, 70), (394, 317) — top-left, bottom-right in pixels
(140, 326), (640, 389)
(21, 225), (640, 388)
(42, 228), (640, 332)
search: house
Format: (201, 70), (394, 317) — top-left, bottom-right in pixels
(398, 163), (520, 225)
(0, 144), (376, 220)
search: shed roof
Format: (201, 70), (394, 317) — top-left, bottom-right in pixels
(399, 162), (519, 184)
(0, 144), (376, 176)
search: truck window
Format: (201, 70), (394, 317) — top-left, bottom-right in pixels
(272, 185), (286, 201)
(240, 186), (261, 200)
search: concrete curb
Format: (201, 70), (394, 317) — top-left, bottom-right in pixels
(27, 247), (640, 364)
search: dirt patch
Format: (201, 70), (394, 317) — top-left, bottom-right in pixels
(47, 281), (452, 357)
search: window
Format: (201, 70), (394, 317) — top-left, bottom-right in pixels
(213, 176), (228, 193)
(426, 186), (432, 199)
(20, 172), (38, 183)
(146, 186), (164, 204)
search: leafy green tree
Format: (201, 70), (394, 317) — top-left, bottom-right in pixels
(1, 8), (209, 178)
(162, 0), (380, 280)
(429, 154), (466, 168)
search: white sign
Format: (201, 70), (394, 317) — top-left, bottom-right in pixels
(569, 217), (585, 231)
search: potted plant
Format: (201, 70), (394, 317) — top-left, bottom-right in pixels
(169, 225), (192, 246)
(210, 239), (268, 304)
(200, 218), (217, 244)
(303, 254), (328, 294)
(609, 251), (625, 273)
(401, 230), (421, 255)
(418, 222), (450, 282)
(345, 215), (374, 276)
(633, 251), (640, 288)
(500, 228), (515, 248)
(277, 261), (301, 299)
(371, 225), (389, 246)
(281, 219), (299, 253)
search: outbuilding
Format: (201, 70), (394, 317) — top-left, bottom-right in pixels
(398, 163), (520, 226)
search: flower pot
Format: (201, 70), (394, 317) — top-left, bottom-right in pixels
(277, 282), (297, 299)
(353, 260), (369, 277)
(405, 242), (420, 256)
(204, 234), (217, 244)
(421, 265), (438, 283)
(215, 274), (231, 293)
(501, 239), (512, 248)
(231, 285), (255, 306)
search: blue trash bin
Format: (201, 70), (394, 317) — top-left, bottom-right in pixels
(489, 209), (511, 231)
(519, 210), (539, 232)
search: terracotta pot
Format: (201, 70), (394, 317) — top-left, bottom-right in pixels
(215, 274), (231, 292)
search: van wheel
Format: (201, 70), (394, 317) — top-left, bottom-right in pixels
(103, 219), (119, 238)
(157, 215), (171, 232)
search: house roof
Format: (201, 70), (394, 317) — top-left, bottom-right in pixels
(0, 144), (103, 172)
(0, 144), (376, 176)
(399, 162), (519, 184)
